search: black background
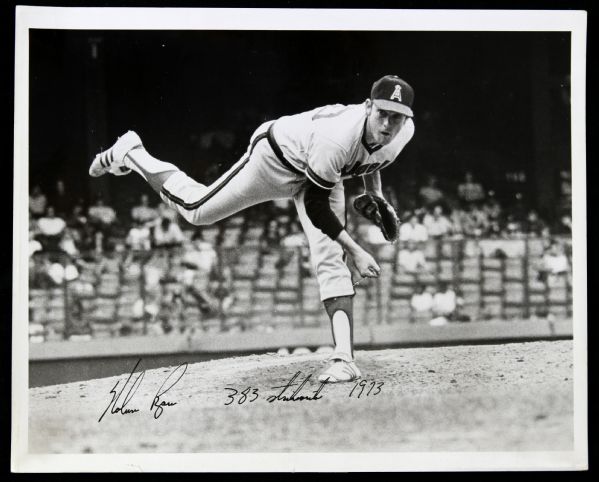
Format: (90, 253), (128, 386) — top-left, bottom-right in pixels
(29, 28), (570, 217)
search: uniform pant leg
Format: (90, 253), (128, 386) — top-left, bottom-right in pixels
(294, 182), (355, 301)
(158, 125), (289, 225)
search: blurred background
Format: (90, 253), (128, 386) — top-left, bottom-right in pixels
(27, 29), (573, 356)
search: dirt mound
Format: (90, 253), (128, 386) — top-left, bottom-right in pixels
(29, 340), (573, 453)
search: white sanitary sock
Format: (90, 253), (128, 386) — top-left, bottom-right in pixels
(331, 310), (352, 358)
(124, 148), (179, 182)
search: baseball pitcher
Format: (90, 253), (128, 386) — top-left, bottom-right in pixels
(89, 75), (415, 382)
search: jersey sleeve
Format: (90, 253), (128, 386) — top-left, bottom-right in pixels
(305, 135), (347, 190)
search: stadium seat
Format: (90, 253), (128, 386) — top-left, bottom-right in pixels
(503, 306), (526, 319)
(504, 282), (525, 303)
(482, 295), (503, 318)
(527, 238), (545, 257)
(29, 322), (45, 337)
(460, 258), (481, 282)
(528, 278), (547, 292)
(482, 258), (502, 270)
(233, 264), (256, 280)
(202, 227), (220, 244)
(459, 303), (480, 321)
(460, 285), (481, 303)
(387, 299), (412, 323)
(275, 290), (299, 303)
(504, 258), (524, 280)
(438, 260), (454, 281)
(412, 309), (432, 324)
(482, 273), (502, 293)
(424, 240), (439, 259)
(376, 244), (396, 262)
(549, 305), (568, 318)
(548, 288), (568, 303)
(440, 241), (456, 258)
(391, 284), (415, 298)
(393, 271), (416, 284)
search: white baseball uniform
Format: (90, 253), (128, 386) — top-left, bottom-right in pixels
(158, 102), (415, 300)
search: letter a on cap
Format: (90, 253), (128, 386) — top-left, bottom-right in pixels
(390, 84), (402, 101)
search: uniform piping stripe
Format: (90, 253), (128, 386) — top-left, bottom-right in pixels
(306, 166), (335, 190)
(161, 132), (267, 211)
(99, 153), (107, 168)
(266, 124), (304, 176)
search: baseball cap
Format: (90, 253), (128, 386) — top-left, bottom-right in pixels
(370, 75), (414, 117)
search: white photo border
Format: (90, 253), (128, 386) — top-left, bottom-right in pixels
(12, 7), (587, 472)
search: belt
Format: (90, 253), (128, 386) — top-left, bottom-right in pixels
(266, 123), (304, 176)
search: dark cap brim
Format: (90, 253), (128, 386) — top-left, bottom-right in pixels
(373, 99), (413, 117)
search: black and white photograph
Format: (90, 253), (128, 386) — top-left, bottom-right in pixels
(12, 6), (587, 472)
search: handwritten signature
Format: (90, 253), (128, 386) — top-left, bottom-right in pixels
(98, 358), (187, 422)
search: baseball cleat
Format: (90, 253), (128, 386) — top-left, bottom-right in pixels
(88, 131), (143, 177)
(318, 353), (362, 383)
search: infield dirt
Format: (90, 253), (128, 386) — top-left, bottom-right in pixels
(29, 340), (573, 453)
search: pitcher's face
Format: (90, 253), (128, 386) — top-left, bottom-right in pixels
(365, 99), (407, 146)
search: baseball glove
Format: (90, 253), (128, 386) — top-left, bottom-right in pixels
(353, 194), (400, 242)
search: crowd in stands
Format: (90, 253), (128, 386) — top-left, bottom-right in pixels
(27, 170), (573, 340)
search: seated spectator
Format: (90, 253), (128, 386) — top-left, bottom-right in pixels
(481, 195), (503, 237)
(29, 185), (48, 219)
(183, 235), (218, 274)
(67, 202), (88, 230)
(46, 254), (79, 286)
(558, 170), (572, 212)
(553, 212), (572, 235)
(503, 213), (524, 239)
(157, 202), (178, 222)
(37, 206), (66, 251)
(483, 193), (502, 220)
(88, 197), (117, 228)
(399, 213), (428, 243)
(143, 250), (170, 295)
(398, 241), (427, 273)
(278, 221), (311, 273)
(153, 217), (185, 248)
(131, 193), (159, 225)
(156, 291), (185, 334)
(59, 229), (80, 256)
(364, 224), (388, 245)
(30, 254), (56, 289)
(281, 221), (307, 248)
(410, 284), (434, 313)
(95, 242), (123, 275)
(538, 241), (569, 284)
(523, 209), (547, 237)
(449, 208), (465, 237)
(260, 218), (281, 254)
(432, 282), (460, 320)
(209, 264), (235, 314)
(126, 219), (152, 251)
(509, 192), (528, 224)
(270, 198), (294, 218)
(29, 231), (42, 257)
(419, 175), (444, 207)
(457, 171), (485, 205)
(423, 205), (453, 238)
(460, 204), (490, 237)
(49, 179), (70, 219)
